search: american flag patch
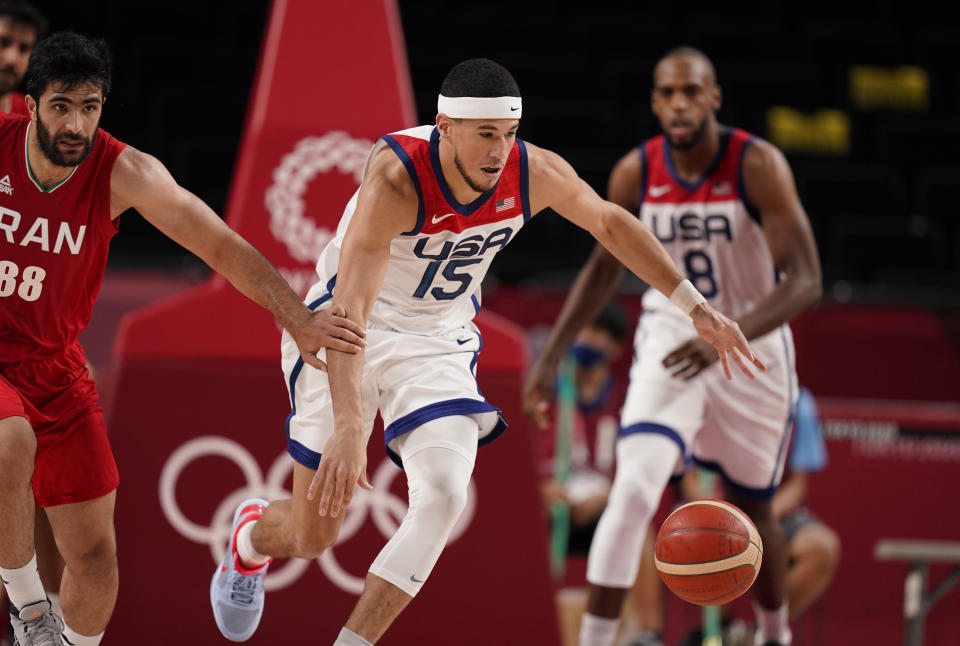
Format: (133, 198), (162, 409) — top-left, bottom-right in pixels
(712, 181), (732, 195)
(495, 197), (515, 212)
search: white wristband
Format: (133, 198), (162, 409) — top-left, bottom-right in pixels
(669, 279), (707, 315)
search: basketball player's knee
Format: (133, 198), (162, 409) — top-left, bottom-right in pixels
(291, 524), (337, 560)
(0, 420), (36, 485)
(65, 534), (118, 579)
(613, 478), (658, 517)
(420, 482), (468, 531)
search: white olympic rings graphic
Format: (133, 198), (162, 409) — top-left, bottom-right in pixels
(159, 436), (477, 595)
(265, 131), (373, 263)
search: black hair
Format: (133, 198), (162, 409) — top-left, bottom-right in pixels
(0, 0), (47, 40)
(592, 302), (628, 342)
(26, 31), (112, 100)
(440, 58), (520, 98)
(657, 45), (718, 85)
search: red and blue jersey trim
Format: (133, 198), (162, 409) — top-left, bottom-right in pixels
(381, 126), (530, 237)
(640, 127), (760, 223)
(381, 134), (425, 236)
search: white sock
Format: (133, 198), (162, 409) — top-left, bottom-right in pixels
(48, 593), (62, 619)
(0, 554), (47, 612)
(753, 601), (791, 645)
(62, 624), (103, 646)
(578, 613), (619, 646)
(332, 627), (373, 645)
(236, 521), (269, 569)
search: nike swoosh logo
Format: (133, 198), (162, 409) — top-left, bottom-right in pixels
(410, 574), (425, 583)
(456, 338), (471, 345)
(510, 106), (519, 111)
(649, 184), (671, 198)
(0, 575), (8, 584)
(432, 213), (455, 224)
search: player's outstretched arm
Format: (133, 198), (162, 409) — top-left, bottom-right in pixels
(109, 147), (365, 371)
(525, 144), (764, 381)
(308, 144), (418, 519)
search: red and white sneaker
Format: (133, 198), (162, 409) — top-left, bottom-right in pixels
(210, 498), (272, 642)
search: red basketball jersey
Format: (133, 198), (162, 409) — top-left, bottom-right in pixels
(0, 113), (127, 361)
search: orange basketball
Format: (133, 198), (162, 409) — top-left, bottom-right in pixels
(654, 499), (763, 606)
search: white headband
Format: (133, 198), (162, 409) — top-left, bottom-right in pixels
(437, 94), (522, 119)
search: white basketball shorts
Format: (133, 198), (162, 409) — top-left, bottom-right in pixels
(280, 298), (505, 470)
(619, 310), (798, 498)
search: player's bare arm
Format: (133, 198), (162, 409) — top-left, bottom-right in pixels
(663, 139), (821, 379)
(309, 144), (418, 518)
(737, 139), (822, 335)
(108, 146), (365, 371)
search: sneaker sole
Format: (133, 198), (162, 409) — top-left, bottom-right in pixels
(210, 564), (264, 642)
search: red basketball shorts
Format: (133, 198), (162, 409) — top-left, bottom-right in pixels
(0, 342), (119, 507)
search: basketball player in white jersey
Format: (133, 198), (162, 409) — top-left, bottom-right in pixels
(523, 48), (822, 646)
(209, 58), (764, 646)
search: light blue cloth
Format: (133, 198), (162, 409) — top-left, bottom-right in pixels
(789, 386), (827, 473)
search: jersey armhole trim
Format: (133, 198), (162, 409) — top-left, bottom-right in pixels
(518, 139), (531, 223)
(102, 138), (127, 233)
(637, 142), (648, 215)
(381, 135), (425, 236)
(738, 136), (762, 226)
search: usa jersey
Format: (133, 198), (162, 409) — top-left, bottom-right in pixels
(312, 125), (531, 334)
(0, 114), (127, 361)
(638, 128), (777, 321)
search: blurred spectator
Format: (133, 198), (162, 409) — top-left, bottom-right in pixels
(540, 302), (627, 554)
(0, 0), (45, 116)
(539, 303), (667, 646)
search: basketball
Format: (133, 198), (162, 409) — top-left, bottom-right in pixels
(654, 499), (763, 606)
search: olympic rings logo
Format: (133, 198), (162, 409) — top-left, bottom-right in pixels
(264, 131), (373, 264)
(159, 436), (477, 595)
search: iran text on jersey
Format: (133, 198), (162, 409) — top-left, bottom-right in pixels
(0, 113), (127, 361)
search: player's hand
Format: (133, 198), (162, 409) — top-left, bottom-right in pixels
(540, 478), (568, 511)
(306, 427), (373, 518)
(294, 304), (366, 372)
(522, 360), (556, 430)
(688, 303), (766, 380)
(663, 337), (719, 380)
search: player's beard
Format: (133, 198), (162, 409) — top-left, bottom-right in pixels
(35, 112), (96, 167)
(665, 117), (708, 151)
(454, 154), (494, 193)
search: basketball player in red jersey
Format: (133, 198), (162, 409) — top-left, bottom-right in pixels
(0, 0), (45, 117)
(0, 5), (55, 646)
(525, 47), (822, 646)
(212, 57), (764, 646)
(0, 32), (365, 646)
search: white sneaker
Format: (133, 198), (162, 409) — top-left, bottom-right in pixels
(9, 599), (63, 646)
(210, 499), (271, 642)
